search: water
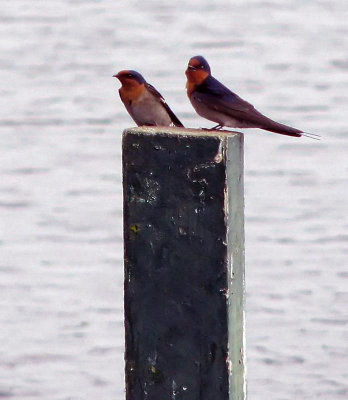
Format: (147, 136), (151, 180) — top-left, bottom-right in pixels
(1, 1), (347, 399)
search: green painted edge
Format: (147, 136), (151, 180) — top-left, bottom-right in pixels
(225, 133), (247, 400)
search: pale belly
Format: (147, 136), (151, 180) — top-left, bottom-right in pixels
(129, 92), (172, 126)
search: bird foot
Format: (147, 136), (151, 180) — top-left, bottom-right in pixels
(201, 124), (223, 131)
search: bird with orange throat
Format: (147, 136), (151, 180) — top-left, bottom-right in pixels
(114, 70), (183, 127)
(185, 56), (319, 139)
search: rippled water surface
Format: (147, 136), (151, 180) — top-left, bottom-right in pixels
(1, 1), (347, 399)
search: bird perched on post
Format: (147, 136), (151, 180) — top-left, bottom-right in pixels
(185, 56), (319, 139)
(113, 70), (184, 127)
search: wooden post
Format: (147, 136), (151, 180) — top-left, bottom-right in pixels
(123, 126), (246, 400)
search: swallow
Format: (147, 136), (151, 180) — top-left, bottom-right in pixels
(185, 56), (319, 139)
(113, 70), (183, 127)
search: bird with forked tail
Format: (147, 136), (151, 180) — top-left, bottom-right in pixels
(185, 56), (319, 139)
(113, 70), (183, 128)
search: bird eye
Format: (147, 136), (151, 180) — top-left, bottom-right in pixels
(127, 74), (133, 77)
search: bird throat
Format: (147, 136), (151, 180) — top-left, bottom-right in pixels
(120, 82), (145, 102)
(186, 80), (197, 96)
(186, 69), (209, 95)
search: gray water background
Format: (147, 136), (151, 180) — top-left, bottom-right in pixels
(1, 1), (347, 399)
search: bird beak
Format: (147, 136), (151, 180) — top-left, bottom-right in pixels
(113, 73), (119, 78)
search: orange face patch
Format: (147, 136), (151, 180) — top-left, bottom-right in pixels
(185, 67), (209, 95)
(115, 70), (144, 102)
(116, 71), (138, 85)
(119, 81), (145, 103)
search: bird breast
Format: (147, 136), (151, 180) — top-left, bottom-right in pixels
(130, 90), (172, 126)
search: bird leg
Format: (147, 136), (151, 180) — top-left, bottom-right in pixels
(201, 124), (223, 131)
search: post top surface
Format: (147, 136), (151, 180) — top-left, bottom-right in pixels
(123, 126), (242, 140)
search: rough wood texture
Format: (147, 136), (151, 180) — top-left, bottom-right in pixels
(123, 126), (246, 400)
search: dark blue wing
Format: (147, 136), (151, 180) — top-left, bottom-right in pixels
(197, 76), (256, 113)
(146, 83), (184, 127)
(195, 76), (302, 136)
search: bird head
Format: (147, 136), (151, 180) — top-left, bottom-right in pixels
(185, 56), (211, 85)
(113, 70), (146, 88)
